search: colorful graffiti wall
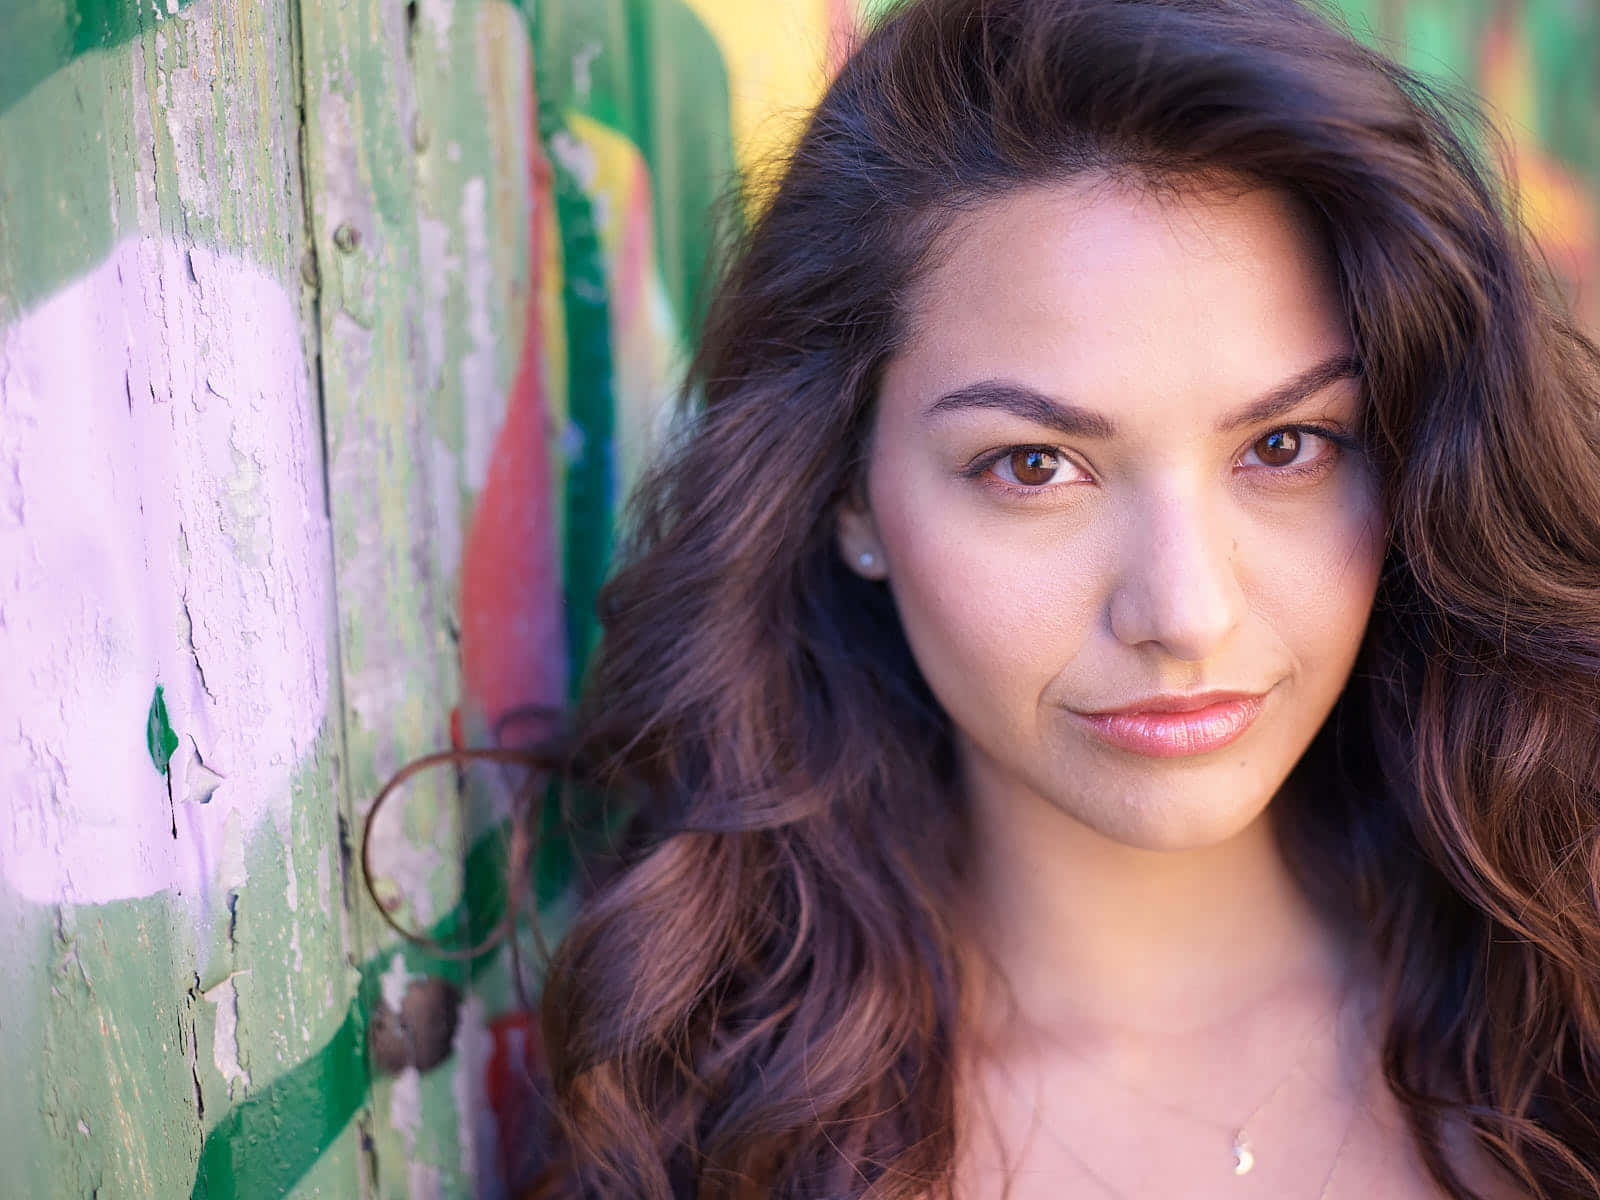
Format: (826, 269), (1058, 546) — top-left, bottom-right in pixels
(1, 0), (1594, 1196)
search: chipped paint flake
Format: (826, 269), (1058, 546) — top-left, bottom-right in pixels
(409, 1161), (443, 1200)
(205, 974), (252, 1100)
(547, 129), (596, 190)
(178, 734), (226, 804)
(460, 176), (500, 490)
(452, 995), (504, 1199)
(572, 40), (602, 104)
(420, 0), (454, 54)
(317, 845), (331, 915)
(417, 216), (457, 390)
(428, 434), (462, 585)
(389, 1066), (423, 1156)
(365, 833), (445, 928)
(380, 952), (414, 1015)
(218, 808), (248, 891)
(287, 847), (304, 970)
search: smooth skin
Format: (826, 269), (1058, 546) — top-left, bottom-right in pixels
(837, 178), (1513, 1196)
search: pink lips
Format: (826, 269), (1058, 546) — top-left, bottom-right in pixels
(1075, 690), (1266, 758)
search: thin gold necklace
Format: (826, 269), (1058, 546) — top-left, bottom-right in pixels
(1026, 973), (1360, 1178)
(1003, 1066), (1364, 1200)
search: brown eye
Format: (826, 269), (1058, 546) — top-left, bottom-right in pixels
(1252, 428), (1301, 467)
(1006, 448), (1061, 486)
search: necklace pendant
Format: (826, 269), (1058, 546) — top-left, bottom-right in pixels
(1231, 1131), (1255, 1176)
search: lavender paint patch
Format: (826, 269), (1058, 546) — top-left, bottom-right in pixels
(0, 236), (332, 906)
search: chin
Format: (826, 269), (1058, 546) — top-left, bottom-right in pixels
(1057, 781), (1278, 853)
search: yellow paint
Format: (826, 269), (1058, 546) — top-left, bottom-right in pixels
(679, 0), (836, 174)
(1515, 153), (1597, 261)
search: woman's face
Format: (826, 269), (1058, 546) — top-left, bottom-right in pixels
(839, 178), (1385, 850)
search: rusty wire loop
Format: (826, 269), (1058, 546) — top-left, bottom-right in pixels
(360, 743), (553, 966)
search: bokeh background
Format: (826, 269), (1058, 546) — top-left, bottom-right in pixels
(1, 1), (1595, 1196)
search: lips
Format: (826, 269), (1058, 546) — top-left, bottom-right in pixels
(1074, 690), (1267, 758)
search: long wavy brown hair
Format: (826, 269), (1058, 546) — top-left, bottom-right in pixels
(417, 0), (1600, 1195)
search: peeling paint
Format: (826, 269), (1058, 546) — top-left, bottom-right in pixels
(409, 1160), (443, 1200)
(417, 215), (456, 391)
(286, 845), (303, 971)
(452, 994), (503, 1200)
(285, 840), (299, 911)
(460, 175), (500, 491)
(389, 1066), (423, 1156)
(380, 952), (414, 1016)
(366, 821), (446, 930)
(178, 734), (226, 804)
(570, 41), (603, 105)
(0, 237), (330, 906)
(546, 129), (596, 194)
(204, 972), (252, 1101)
(428, 433), (464, 589)
(217, 809), (248, 892)
(317, 845), (332, 916)
(1, 3), (357, 1197)
(420, 0), (455, 57)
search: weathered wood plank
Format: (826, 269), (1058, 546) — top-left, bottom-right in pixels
(297, 0), (544, 1191)
(0, 1), (359, 1197)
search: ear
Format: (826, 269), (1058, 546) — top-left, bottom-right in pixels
(836, 498), (889, 581)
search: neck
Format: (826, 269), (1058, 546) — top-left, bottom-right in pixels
(961, 760), (1352, 1045)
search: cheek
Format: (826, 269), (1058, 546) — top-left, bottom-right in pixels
(1245, 476), (1385, 673)
(868, 466), (1105, 721)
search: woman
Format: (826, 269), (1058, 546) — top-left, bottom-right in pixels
(505, 0), (1600, 1195)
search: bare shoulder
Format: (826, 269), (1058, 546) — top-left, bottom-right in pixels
(1336, 1075), (1534, 1200)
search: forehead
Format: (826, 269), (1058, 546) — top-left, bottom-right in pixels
(886, 176), (1351, 422)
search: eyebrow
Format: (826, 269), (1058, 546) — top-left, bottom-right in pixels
(924, 352), (1363, 439)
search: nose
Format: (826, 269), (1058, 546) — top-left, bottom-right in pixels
(1107, 485), (1244, 661)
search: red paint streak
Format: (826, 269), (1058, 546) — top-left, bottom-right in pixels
(458, 68), (567, 751)
(485, 1011), (548, 1193)
(612, 154), (656, 331)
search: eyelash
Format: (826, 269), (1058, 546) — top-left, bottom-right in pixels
(965, 424), (1361, 499)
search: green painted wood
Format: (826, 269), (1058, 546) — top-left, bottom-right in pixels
(0, 4), (359, 1198)
(295, 0), (542, 1193)
(529, 0), (737, 348)
(1523, 0), (1599, 180)
(523, 0), (741, 686)
(1333, 0), (1600, 330)
(293, 0), (468, 1181)
(544, 122), (617, 691)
